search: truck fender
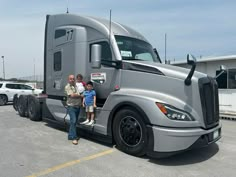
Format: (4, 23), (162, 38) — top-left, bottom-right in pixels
(107, 101), (151, 137)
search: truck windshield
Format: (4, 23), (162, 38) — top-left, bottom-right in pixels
(115, 35), (160, 63)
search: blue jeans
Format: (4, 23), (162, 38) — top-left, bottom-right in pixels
(67, 106), (80, 140)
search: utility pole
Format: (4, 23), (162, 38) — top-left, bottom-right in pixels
(34, 58), (36, 81)
(1, 56), (5, 80)
(33, 58), (37, 88)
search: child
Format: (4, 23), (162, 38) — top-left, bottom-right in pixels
(76, 74), (86, 94)
(80, 81), (96, 126)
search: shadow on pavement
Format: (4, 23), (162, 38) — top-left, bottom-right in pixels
(43, 121), (113, 148)
(0, 103), (13, 106)
(42, 117), (219, 164)
(44, 121), (68, 132)
(148, 143), (219, 166)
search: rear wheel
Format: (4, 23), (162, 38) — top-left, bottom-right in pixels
(28, 95), (42, 121)
(113, 108), (148, 156)
(0, 94), (8, 106)
(13, 94), (18, 111)
(17, 95), (28, 117)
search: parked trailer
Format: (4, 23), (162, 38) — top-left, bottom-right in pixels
(15, 13), (221, 158)
(219, 89), (236, 119)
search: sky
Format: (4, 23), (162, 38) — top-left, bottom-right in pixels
(0, 0), (235, 79)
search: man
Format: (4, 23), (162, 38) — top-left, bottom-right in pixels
(65, 74), (83, 145)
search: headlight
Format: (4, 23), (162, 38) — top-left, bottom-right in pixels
(156, 102), (195, 121)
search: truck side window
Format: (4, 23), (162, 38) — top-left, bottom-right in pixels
(216, 70), (227, 89)
(228, 69), (236, 89)
(54, 51), (62, 71)
(216, 69), (236, 89)
(90, 41), (112, 63)
(55, 29), (66, 39)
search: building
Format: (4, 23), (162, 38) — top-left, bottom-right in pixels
(171, 55), (236, 118)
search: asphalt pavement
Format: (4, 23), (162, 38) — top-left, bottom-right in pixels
(0, 104), (236, 177)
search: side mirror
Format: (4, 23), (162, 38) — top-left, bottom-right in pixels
(220, 65), (227, 71)
(215, 65), (227, 79)
(91, 44), (102, 69)
(153, 48), (162, 63)
(185, 54), (197, 86)
(187, 54), (196, 65)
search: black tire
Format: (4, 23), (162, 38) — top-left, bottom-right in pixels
(28, 95), (42, 121)
(17, 95), (28, 117)
(13, 94), (18, 111)
(0, 94), (8, 106)
(113, 108), (148, 156)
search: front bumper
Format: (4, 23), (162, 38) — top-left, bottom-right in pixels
(146, 123), (222, 158)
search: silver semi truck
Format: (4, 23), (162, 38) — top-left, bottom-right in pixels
(16, 13), (221, 158)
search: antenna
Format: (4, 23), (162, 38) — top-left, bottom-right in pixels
(109, 9), (112, 46)
(165, 33), (167, 64)
(66, 0), (69, 13)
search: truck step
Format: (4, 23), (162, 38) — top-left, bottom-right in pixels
(78, 123), (94, 130)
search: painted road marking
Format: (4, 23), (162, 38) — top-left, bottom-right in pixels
(26, 149), (115, 177)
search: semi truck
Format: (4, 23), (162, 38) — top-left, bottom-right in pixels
(15, 13), (221, 158)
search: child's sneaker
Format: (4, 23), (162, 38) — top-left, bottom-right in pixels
(86, 120), (94, 126)
(80, 119), (89, 125)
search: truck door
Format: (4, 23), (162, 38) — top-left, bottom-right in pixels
(46, 26), (87, 122)
(88, 41), (118, 105)
(48, 27), (76, 97)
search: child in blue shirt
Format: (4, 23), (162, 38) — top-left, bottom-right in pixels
(81, 81), (96, 126)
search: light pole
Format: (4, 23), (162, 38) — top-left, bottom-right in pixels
(1, 56), (5, 80)
(164, 33), (167, 64)
(34, 58), (36, 81)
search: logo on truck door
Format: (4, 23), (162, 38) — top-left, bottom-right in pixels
(91, 73), (106, 84)
(54, 79), (62, 90)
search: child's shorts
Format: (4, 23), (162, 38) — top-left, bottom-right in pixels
(85, 105), (94, 113)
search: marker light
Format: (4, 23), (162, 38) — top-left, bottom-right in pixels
(156, 103), (167, 114)
(114, 85), (120, 91)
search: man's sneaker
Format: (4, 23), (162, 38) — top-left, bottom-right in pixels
(80, 119), (89, 125)
(86, 120), (94, 126)
(72, 139), (78, 145)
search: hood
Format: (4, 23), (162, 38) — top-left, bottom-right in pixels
(122, 60), (207, 81)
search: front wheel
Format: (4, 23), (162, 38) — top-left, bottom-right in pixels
(113, 108), (148, 156)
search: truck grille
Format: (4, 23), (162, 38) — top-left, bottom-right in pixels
(199, 77), (219, 129)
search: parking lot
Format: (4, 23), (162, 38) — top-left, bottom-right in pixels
(0, 104), (236, 177)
